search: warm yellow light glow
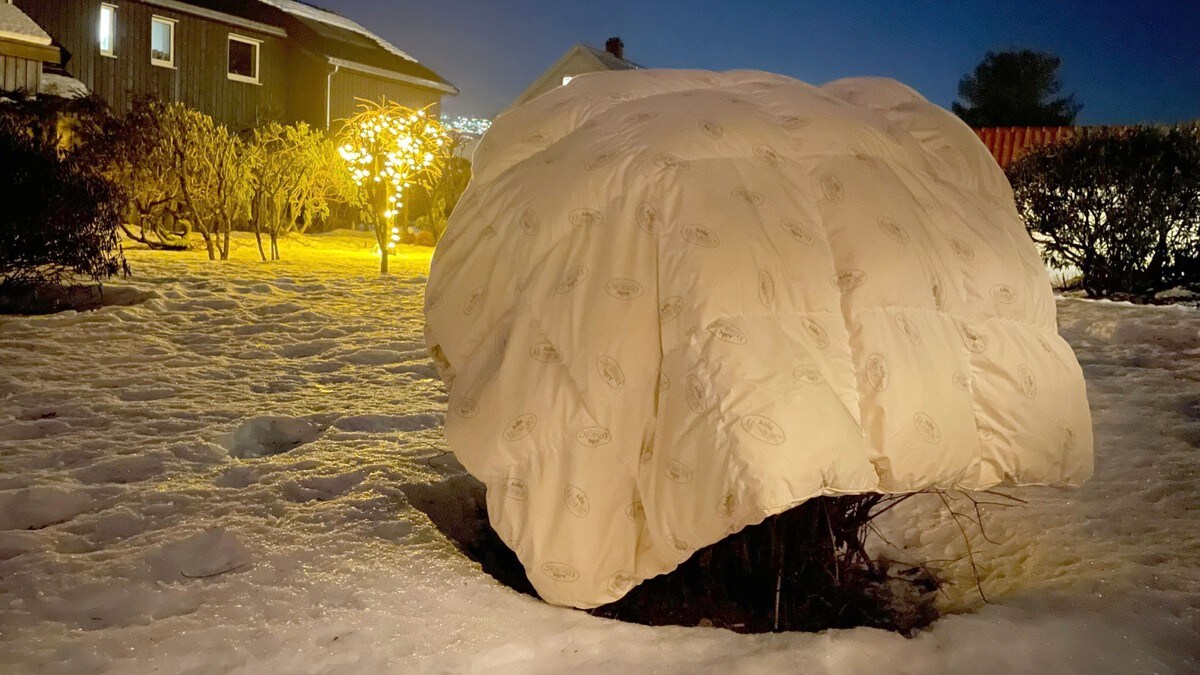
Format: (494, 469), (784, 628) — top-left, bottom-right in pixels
(336, 99), (454, 266)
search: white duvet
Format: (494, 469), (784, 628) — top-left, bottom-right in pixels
(424, 70), (1093, 609)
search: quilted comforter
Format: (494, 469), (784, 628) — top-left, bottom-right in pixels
(424, 69), (1093, 608)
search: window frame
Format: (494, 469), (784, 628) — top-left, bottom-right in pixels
(149, 15), (176, 69)
(98, 3), (117, 58)
(226, 33), (261, 85)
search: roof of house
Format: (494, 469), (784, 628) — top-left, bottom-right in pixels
(0, 3), (52, 46)
(578, 43), (640, 71)
(161, 0), (455, 93)
(973, 125), (1194, 169)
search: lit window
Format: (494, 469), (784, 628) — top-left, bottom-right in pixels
(227, 34), (260, 84)
(98, 4), (116, 57)
(150, 16), (175, 68)
(562, 75), (574, 85)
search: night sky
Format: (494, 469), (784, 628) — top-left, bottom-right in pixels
(332, 0), (1198, 124)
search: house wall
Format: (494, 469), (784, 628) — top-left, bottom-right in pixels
(328, 67), (441, 130)
(0, 51), (42, 93)
(17, 0), (290, 129)
(16, 0), (447, 132)
(510, 48), (604, 109)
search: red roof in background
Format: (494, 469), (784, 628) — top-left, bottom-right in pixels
(974, 126), (1079, 170)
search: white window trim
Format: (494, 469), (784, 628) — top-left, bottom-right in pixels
(226, 34), (261, 85)
(150, 15), (176, 69)
(99, 3), (117, 58)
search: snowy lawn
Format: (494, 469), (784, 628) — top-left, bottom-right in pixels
(1, 232), (1197, 674)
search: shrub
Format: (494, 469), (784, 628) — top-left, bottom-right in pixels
(1008, 125), (1200, 298)
(0, 105), (127, 290)
(246, 121), (345, 260)
(414, 230), (436, 247)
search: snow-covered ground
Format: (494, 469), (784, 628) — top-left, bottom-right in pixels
(1, 232), (1197, 674)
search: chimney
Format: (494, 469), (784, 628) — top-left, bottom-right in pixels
(605, 37), (624, 60)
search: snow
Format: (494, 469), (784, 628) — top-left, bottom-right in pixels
(255, 0), (417, 63)
(0, 4), (52, 46)
(39, 73), (90, 100)
(1, 232), (1197, 673)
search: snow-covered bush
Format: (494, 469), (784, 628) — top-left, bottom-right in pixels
(246, 121), (346, 260)
(1009, 125), (1200, 298)
(0, 106), (127, 290)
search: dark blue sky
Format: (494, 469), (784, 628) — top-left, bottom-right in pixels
(334, 0), (1199, 124)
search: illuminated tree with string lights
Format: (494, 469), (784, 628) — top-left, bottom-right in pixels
(338, 100), (453, 273)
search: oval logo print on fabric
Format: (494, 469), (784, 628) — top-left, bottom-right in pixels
(659, 296), (684, 323)
(654, 154), (689, 171)
(636, 202), (659, 233)
(541, 562), (579, 582)
(914, 412), (942, 444)
(780, 217), (816, 245)
(732, 187), (765, 206)
(976, 415), (995, 441)
(931, 274), (947, 311)
(949, 237), (975, 261)
(570, 208), (603, 228)
(565, 484), (590, 517)
(503, 414), (537, 441)
(895, 313), (922, 344)
(685, 374), (707, 412)
(575, 426), (612, 448)
(717, 492), (737, 518)
(596, 356), (625, 388)
(776, 114), (812, 129)
(453, 398), (479, 418)
(639, 438), (653, 465)
(698, 118), (723, 138)
(820, 174), (845, 203)
(586, 151), (618, 171)
(1018, 364), (1037, 398)
(682, 224), (720, 248)
(801, 319), (830, 348)
(707, 318), (748, 345)
(960, 323), (987, 353)
(529, 342), (563, 363)
(833, 269), (866, 292)
(878, 217), (910, 244)
(462, 288), (484, 315)
(741, 415), (785, 445)
(609, 571), (638, 595)
(666, 459), (694, 484)
(503, 478), (528, 501)
(625, 500), (646, 522)
(991, 284), (1018, 304)
(758, 270), (776, 308)
(606, 278), (644, 300)
(557, 265), (588, 293)
(793, 364), (824, 384)
(754, 145), (785, 168)
(865, 353), (889, 391)
(524, 132), (551, 147)
(519, 207), (539, 235)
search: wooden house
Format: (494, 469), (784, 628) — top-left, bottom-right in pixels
(0, 2), (60, 94)
(14, 0), (457, 130)
(509, 37), (638, 110)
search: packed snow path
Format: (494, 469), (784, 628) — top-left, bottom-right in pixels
(1, 234), (1197, 673)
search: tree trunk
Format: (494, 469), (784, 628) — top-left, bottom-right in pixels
(203, 233), (215, 261)
(380, 242), (389, 274)
(221, 228), (231, 261)
(270, 232), (280, 261)
(253, 223), (267, 262)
